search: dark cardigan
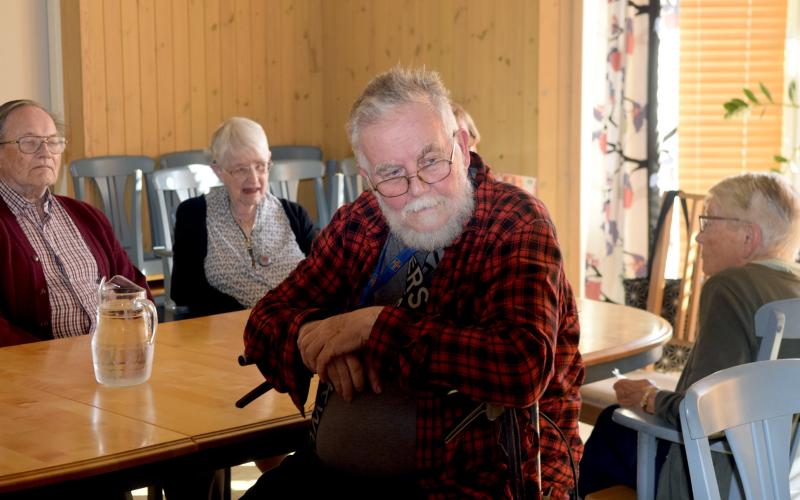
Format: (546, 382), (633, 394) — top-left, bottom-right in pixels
(170, 195), (316, 317)
(0, 195), (149, 346)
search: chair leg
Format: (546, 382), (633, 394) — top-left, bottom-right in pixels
(636, 432), (658, 500)
(223, 467), (232, 500)
(147, 485), (163, 500)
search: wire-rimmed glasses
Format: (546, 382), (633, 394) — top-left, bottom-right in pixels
(0, 135), (67, 155)
(370, 137), (457, 198)
(222, 160), (273, 180)
(698, 214), (748, 232)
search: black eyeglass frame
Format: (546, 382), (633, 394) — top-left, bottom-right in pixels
(698, 214), (750, 232)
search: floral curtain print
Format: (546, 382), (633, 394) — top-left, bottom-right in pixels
(584, 0), (653, 303)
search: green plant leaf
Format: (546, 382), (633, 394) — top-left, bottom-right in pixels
(789, 80), (797, 106)
(743, 88), (759, 104)
(774, 155), (789, 163)
(724, 99), (749, 118)
(759, 82), (774, 103)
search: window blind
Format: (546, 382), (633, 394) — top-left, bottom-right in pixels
(679, 0), (788, 195)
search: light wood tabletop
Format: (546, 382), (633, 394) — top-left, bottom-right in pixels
(577, 298), (672, 383)
(0, 299), (667, 493)
(0, 310), (311, 494)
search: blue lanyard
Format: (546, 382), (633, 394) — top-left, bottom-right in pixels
(358, 246), (416, 306)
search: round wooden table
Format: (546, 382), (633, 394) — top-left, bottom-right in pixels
(577, 298), (673, 384)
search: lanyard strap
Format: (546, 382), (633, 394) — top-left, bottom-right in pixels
(358, 246), (416, 306)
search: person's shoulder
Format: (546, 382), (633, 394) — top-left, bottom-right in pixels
(478, 174), (553, 230)
(176, 194), (207, 216)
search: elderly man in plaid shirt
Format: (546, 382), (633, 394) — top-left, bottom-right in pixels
(243, 67), (584, 499)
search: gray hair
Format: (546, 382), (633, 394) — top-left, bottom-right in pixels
(709, 172), (800, 260)
(346, 66), (457, 167)
(207, 117), (269, 166)
(0, 99), (64, 140)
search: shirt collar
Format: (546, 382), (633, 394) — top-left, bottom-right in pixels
(0, 179), (53, 217)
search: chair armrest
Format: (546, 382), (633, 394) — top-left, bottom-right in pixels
(613, 407), (683, 444)
(153, 246), (174, 259)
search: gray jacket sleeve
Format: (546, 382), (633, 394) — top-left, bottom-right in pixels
(653, 276), (755, 427)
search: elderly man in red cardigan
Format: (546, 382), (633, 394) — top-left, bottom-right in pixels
(0, 99), (148, 347)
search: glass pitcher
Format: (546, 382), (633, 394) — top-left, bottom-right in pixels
(91, 275), (158, 387)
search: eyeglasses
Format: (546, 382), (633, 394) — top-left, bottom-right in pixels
(370, 137), (457, 198)
(222, 160), (273, 179)
(698, 215), (749, 232)
(0, 135), (67, 155)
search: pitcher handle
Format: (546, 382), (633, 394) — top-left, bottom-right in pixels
(135, 298), (159, 345)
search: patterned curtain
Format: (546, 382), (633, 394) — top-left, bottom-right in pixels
(584, 0), (654, 303)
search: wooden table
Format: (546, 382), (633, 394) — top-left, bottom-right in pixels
(578, 298), (672, 383)
(0, 299), (668, 494)
(0, 311), (312, 495)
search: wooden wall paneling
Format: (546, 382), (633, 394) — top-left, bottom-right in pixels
(219, 0), (237, 122)
(83, 0), (108, 157)
(250, 0), (267, 128)
(138, 0), (159, 158)
(60, 0), (85, 188)
(276, 0), (297, 143)
(234, 0), (253, 118)
(188, 0), (208, 149)
(121, 0), (143, 155)
(204, 0), (222, 137)
(155, 1), (175, 153)
(172, 0), (192, 152)
(103, 0), (125, 155)
(519, 1), (538, 181)
(263, 0), (282, 138)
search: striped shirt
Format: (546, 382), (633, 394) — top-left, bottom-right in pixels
(0, 181), (98, 338)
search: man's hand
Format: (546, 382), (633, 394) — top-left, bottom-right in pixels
(297, 306), (383, 380)
(321, 354), (382, 401)
(613, 378), (656, 409)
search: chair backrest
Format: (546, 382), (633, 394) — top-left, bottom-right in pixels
(680, 359), (800, 500)
(269, 159), (328, 227)
(647, 191), (706, 343)
(328, 157), (365, 218)
(755, 298), (800, 360)
(150, 150), (212, 248)
(151, 164), (221, 250)
(270, 145), (323, 161)
(150, 164), (220, 306)
(70, 155), (156, 270)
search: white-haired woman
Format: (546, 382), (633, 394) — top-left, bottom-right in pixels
(171, 117), (316, 316)
(580, 172), (800, 498)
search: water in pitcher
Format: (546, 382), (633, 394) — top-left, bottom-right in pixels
(92, 300), (155, 387)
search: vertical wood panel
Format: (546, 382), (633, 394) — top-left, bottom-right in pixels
(120, 0), (142, 154)
(83, 0), (107, 156)
(234, 0), (253, 116)
(172, 0), (192, 151)
(103, 0), (125, 154)
(188, 0), (208, 148)
(204, 0), (222, 135)
(138, 0), (159, 157)
(155, 3), (175, 152)
(250, 0), (267, 128)
(219, 0), (236, 120)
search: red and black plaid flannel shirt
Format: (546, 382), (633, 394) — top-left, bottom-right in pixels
(244, 154), (584, 498)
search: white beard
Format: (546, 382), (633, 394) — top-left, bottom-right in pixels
(377, 172), (475, 251)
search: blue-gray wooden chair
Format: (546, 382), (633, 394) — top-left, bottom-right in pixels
(70, 155), (156, 273)
(270, 145), (322, 161)
(150, 164), (221, 311)
(681, 358), (800, 499)
(269, 159), (329, 228)
(612, 297), (800, 499)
